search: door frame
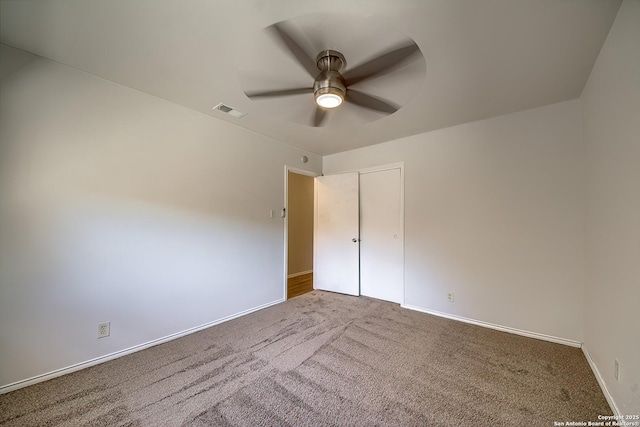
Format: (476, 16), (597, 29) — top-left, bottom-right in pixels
(284, 162), (405, 303)
(284, 166), (319, 299)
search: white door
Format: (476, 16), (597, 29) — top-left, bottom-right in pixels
(314, 172), (360, 296)
(360, 168), (403, 303)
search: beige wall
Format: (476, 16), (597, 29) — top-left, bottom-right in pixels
(287, 172), (314, 275)
(582, 0), (640, 415)
(325, 99), (586, 343)
(0, 47), (322, 389)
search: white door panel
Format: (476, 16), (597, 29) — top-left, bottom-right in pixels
(360, 168), (403, 303)
(314, 173), (360, 296)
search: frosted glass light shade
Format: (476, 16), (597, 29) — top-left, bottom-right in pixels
(315, 93), (343, 109)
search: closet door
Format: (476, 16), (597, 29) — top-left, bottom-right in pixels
(360, 168), (403, 303)
(314, 172), (360, 296)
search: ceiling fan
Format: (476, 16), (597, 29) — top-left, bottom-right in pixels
(243, 22), (423, 127)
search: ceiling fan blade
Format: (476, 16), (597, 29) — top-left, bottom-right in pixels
(343, 42), (421, 86)
(345, 90), (399, 114)
(268, 22), (318, 78)
(244, 87), (313, 99)
(312, 106), (328, 127)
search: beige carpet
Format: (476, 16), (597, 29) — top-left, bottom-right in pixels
(0, 291), (610, 426)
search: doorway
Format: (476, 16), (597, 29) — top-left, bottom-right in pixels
(286, 170), (315, 299)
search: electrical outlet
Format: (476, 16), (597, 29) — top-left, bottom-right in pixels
(614, 358), (620, 382)
(98, 322), (110, 339)
(447, 292), (455, 303)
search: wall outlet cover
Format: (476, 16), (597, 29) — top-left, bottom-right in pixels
(98, 322), (110, 339)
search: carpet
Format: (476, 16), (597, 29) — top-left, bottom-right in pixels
(0, 291), (611, 426)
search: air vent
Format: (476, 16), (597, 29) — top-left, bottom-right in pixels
(213, 103), (246, 118)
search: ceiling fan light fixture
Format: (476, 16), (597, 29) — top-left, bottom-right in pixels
(313, 68), (346, 109)
(315, 90), (343, 109)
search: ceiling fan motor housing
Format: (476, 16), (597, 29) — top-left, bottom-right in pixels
(314, 50), (347, 104)
(314, 70), (346, 99)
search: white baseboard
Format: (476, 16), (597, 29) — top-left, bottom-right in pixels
(401, 304), (582, 348)
(0, 298), (285, 394)
(582, 345), (620, 416)
(288, 270), (312, 279)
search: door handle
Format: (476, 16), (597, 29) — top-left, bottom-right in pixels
(352, 238), (359, 243)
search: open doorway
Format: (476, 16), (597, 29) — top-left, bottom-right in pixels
(286, 170), (315, 299)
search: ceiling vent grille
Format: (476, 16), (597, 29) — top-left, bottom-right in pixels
(213, 103), (246, 118)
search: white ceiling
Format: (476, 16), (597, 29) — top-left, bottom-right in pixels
(0, 0), (621, 155)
